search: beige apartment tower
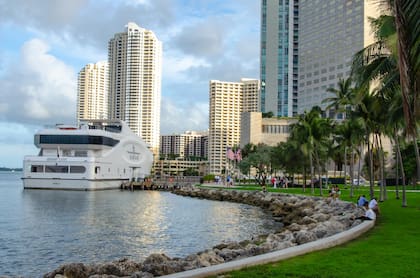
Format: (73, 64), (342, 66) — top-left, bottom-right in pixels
(160, 131), (208, 159)
(208, 78), (260, 174)
(77, 61), (109, 121)
(108, 22), (162, 156)
(298, 0), (380, 115)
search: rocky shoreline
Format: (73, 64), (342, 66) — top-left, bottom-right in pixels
(44, 187), (364, 278)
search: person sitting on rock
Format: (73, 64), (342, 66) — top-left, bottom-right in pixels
(357, 195), (367, 207)
(353, 201), (376, 221)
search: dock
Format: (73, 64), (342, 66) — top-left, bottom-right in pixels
(121, 176), (201, 191)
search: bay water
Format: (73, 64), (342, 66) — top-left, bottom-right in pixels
(0, 172), (281, 277)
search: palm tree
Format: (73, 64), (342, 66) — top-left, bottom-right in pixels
(352, 1), (420, 185)
(384, 86), (408, 205)
(323, 77), (355, 119)
(391, 0), (419, 165)
(290, 107), (333, 195)
(350, 90), (381, 199)
(334, 117), (365, 198)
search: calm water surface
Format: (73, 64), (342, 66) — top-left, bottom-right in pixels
(0, 172), (281, 277)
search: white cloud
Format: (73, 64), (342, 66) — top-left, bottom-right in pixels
(0, 38), (77, 125)
(163, 53), (210, 83)
(160, 97), (208, 135)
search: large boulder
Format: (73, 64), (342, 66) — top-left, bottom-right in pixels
(294, 230), (317, 244)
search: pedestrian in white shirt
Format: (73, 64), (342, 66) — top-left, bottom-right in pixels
(353, 201), (376, 221)
(369, 197), (380, 215)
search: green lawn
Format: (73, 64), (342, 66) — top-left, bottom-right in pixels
(201, 185), (420, 278)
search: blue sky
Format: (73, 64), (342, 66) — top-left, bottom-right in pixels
(0, 0), (260, 168)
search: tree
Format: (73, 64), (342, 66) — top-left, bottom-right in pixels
(273, 140), (309, 189)
(239, 144), (273, 186)
(401, 141), (420, 187)
(350, 91), (379, 199)
(323, 77), (355, 119)
(184, 168), (199, 176)
(391, 0), (419, 163)
(352, 1), (420, 185)
(289, 107), (333, 195)
(334, 118), (364, 198)
(262, 111), (274, 118)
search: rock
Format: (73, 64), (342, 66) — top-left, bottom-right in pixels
(244, 243), (270, 256)
(92, 259), (142, 277)
(312, 212), (330, 222)
(300, 216), (317, 225)
(141, 253), (184, 276)
(263, 232), (296, 250)
(89, 275), (120, 278)
(113, 258), (142, 275)
(216, 248), (244, 261)
(63, 263), (90, 278)
(286, 223), (302, 232)
(213, 241), (242, 250)
(294, 230), (317, 244)
(195, 250), (225, 266)
(142, 253), (171, 266)
(130, 272), (154, 278)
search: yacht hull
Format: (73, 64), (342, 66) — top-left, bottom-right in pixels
(22, 177), (128, 190)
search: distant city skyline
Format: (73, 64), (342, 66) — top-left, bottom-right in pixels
(0, 1), (260, 167)
(0, 0), (384, 168)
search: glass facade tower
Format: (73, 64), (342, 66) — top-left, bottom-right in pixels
(260, 0), (299, 117)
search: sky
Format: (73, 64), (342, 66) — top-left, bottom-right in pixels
(0, 0), (260, 168)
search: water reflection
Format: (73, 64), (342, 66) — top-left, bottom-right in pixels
(0, 174), (282, 277)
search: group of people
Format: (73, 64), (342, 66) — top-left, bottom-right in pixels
(214, 175), (234, 186)
(328, 186), (341, 200)
(355, 195), (379, 221)
(270, 176), (289, 188)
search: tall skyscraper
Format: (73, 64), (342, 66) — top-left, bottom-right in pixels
(108, 22), (162, 156)
(208, 78), (260, 174)
(76, 61), (109, 121)
(260, 0), (299, 117)
(297, 0), (380, 115)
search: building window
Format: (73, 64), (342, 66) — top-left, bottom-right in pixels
(31, 165), (44, 173)
(45, 166), (69, 173)
(70, 166), (86, 173)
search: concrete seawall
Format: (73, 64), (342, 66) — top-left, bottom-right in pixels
(162, 220), (374, 278)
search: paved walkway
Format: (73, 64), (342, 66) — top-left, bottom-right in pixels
(200, 183), (420, 193)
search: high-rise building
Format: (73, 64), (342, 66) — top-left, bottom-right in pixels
(208, 78), (260, 174)
(108, 22), (162, 156)
(260, 0), (299, 117)
(160, 131), (208, 159)
(297, 0), (380, 115)
(76, 61), (109, 121)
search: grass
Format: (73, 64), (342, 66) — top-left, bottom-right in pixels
(200, 185), (420, 278)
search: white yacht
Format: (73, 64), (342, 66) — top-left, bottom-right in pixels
(22, 120), (153, 190)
